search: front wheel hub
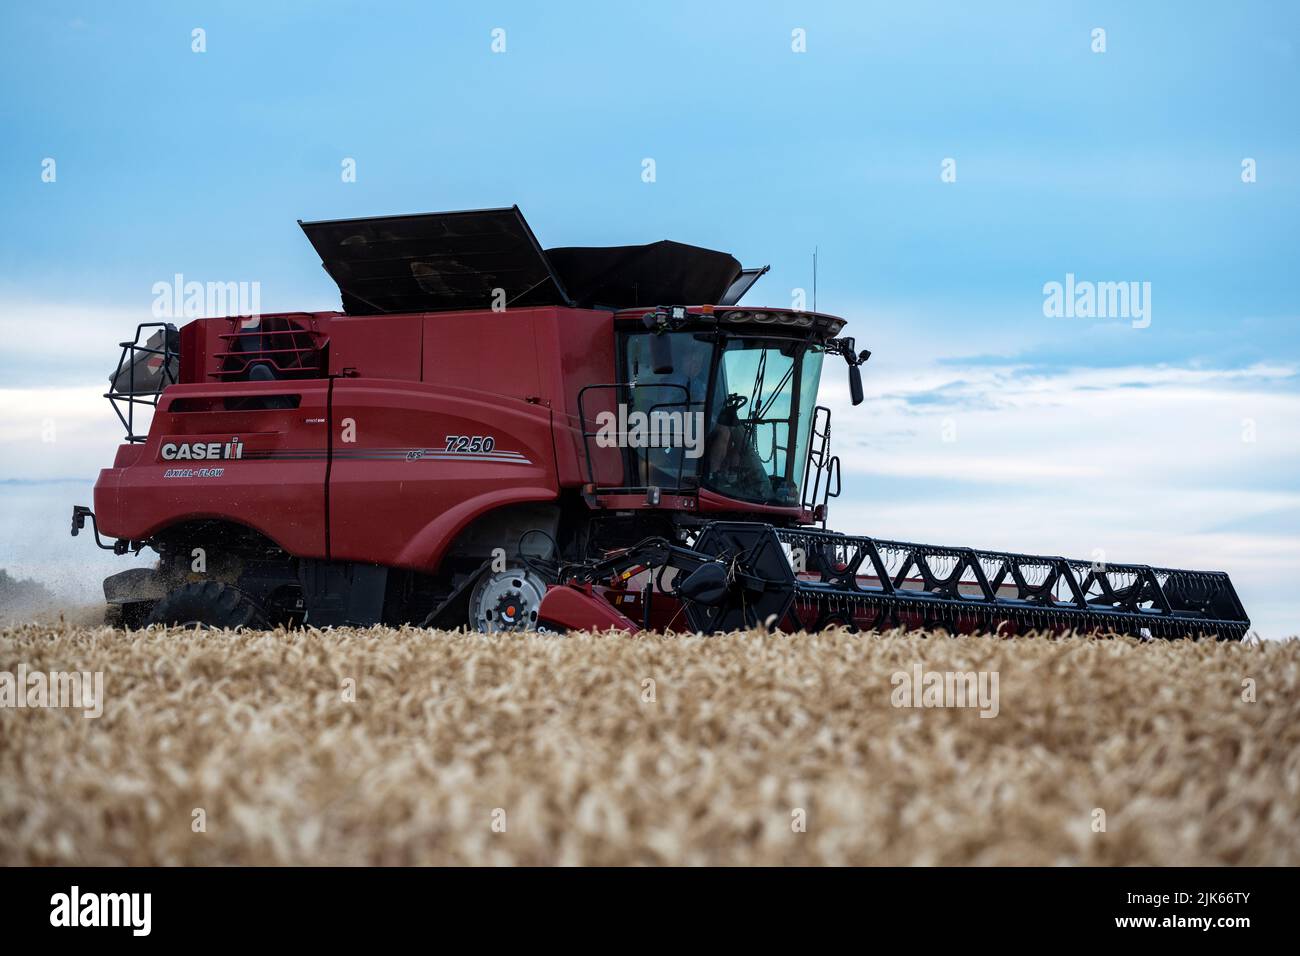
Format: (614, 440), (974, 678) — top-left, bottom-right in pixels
(469, 567), (547, 633)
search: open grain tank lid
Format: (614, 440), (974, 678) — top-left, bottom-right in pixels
(299, 206), (747, 314)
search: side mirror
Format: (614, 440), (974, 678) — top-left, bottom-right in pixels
(848, 364), (864, 406)
(833, 339), (868, 407)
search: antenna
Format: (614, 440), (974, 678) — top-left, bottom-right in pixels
(812, 246), (818, 312)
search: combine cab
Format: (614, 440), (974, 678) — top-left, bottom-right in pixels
(72, 206), (1250, 640)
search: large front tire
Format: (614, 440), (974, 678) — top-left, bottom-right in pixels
(146, 580), (270, 630)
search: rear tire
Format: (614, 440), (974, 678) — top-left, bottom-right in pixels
(146, 581), (270, 630)
(105, 601), (152, 629)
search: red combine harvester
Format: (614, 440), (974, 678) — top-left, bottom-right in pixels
(72, 207), (1250, 639)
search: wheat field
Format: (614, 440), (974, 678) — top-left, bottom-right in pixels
(1, 623), (1296, 866)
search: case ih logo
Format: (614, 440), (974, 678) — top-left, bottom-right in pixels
(160, 438), (244, 461)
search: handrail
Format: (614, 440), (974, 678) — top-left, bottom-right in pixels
(104, 322), (180, 443)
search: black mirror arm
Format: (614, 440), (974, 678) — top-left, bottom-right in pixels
(829, 336), (870, 367)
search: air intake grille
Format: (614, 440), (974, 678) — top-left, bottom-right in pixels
(213, 315), (327, 380)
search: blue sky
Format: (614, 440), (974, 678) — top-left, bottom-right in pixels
(1, 1), (1297, 636)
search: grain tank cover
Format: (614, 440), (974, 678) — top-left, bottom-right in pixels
(301, 206), (746, 315)
(299, 206), (572, 315)
(546, 241), (742, 310)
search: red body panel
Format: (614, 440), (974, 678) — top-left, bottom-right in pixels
(537, 585), (642, 632)
(696, 487), (810, 522)
(327, 378), (559, 570)
(95, 379), (330, 557)
(94, 306), (621, 573)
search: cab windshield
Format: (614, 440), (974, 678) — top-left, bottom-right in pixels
(622, 331), (824, 507)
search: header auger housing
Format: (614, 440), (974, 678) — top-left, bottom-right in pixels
(73, 206), (1250, 639)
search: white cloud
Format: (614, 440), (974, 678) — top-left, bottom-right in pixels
(0, 387), (135, 478)
(0, 298), (145, 385)
(0, 300), (167, 477)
